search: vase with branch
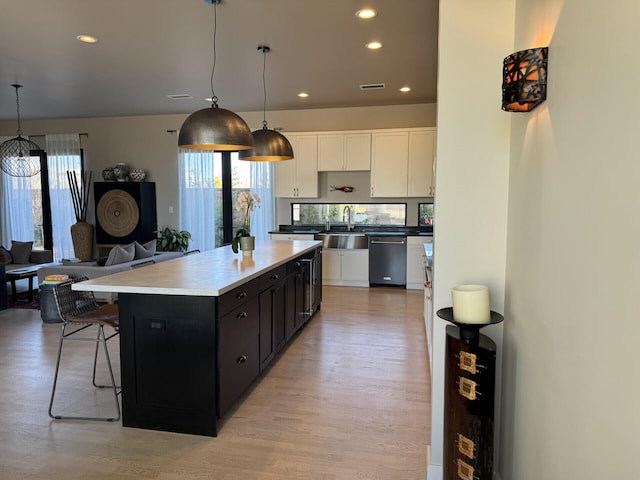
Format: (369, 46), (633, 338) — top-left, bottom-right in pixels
(232, 191), (261, 255)
(67, 170), (94, 261)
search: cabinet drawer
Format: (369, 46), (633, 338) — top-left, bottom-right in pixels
(218, 335), (259, 416)
(217, 277), (260, 316)
(219, 296), (259, 348)
(259, 264), (286, 291)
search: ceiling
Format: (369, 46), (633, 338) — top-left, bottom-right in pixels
(0, 0), (438, 122)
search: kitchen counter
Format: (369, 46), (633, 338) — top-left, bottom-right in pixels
(73, 240), (321, 296)
(272, 226), (433, 237)
(73, 240), (322, 437)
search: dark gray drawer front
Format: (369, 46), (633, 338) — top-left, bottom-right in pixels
(259, 264), (286, 291)
(217, 277), (260, 316)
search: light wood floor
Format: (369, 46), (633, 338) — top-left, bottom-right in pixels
(0, 286), (431, 479)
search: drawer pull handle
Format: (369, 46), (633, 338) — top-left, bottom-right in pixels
(236, 292), (247, 299)
(270, 274), (279, 280)
(236, 311), (247, 319)
(237, 355), (248, 364)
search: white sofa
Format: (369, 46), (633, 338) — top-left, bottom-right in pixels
(37, 251), (184, 302)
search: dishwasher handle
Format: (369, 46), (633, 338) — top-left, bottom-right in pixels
(370, 239), (406, 245)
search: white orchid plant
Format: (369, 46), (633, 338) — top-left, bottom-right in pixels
(232, 191), (261, 253)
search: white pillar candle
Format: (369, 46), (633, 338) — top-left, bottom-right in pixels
(451, 284), (490, 324)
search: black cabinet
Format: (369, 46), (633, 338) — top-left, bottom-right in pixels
(94, 181), (157, 245)
(218, 296), (260, 416)
(118, 294), (218, 436)
(117, 247), (323, 437)
(258, 265), (286, 371)
(286, 259), (306, 335)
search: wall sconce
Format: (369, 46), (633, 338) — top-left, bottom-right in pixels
(501, 47), (548, 112)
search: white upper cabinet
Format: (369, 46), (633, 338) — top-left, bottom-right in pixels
(370, 128), (436, 198)
(275, 135), (318, 198)
(317, 133), (371, 171)
(408, 129), (436, 197)
(370, 131), (409, 197)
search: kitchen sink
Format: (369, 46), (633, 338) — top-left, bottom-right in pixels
(314, 233), (368, 249)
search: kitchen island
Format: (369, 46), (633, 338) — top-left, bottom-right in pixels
(74, 240), (322, 436)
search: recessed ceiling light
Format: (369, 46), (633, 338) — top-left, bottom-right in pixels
(399, 86), (411, 93)
(366, 41), (382, 50)
(76, 34), (98, 44)
(356, 8), (377, 19)
(298, 92), (309, 98)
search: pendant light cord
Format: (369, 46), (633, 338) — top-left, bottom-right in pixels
(209, 2), (218, 106)
(12, 84), (23, 136)
(262, 47), (267, 128)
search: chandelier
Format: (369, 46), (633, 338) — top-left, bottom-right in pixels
(0, 84), (41, 177)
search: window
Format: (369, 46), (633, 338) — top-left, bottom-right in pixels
(179, 151), (275, 252)
(418, 202), (434, 226)
(291, 203), (407, 227)
(0, 133), (81, 261)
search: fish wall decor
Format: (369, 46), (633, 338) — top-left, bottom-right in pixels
(330, 186), (355, 193)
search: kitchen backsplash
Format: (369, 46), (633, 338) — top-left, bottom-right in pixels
(276, 171), (433, 226)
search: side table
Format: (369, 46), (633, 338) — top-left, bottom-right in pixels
(5, 267), (39, 303)
(39, 282), (63, 323)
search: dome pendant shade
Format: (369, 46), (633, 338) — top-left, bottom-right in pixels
(178, 105), (254, 151)
(239, 127), (294, 161)
(0, 135), (41, 177)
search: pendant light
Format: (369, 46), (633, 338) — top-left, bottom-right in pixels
(0, 84), (41, 177)
(178, 0), (253, 151)
(239, 46), (294, 162)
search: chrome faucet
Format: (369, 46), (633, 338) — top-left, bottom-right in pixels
(343, 205), (352, 231)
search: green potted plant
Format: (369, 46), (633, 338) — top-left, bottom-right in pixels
(155, 227), (192, 252)
(231, 192), (261, 254)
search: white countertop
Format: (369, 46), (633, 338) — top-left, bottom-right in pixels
(73, 240), (321, 297)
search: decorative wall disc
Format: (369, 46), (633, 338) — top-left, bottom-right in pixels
(96, 189), (140, 238)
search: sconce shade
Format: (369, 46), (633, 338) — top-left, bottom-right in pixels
(0, 135), (41, 177)
(178, 105), (254, 151)
(502, 47), (548, 112)
(238, 127), (294, 161)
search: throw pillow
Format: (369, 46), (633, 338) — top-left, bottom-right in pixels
(104, 243), (135, 266)
(10, 240), (33, 264)
(134, 239), (157, 259)
(96, 256), (108, 266)
(0, 246), (12, 264)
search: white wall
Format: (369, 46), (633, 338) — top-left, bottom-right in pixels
(500, 0), (640, 478)
(0, 103), (436, 235)
(431, 0), (514, 478)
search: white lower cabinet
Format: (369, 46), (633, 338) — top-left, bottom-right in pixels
(406, 236), (433, 289)
(322, 249), (369, 287)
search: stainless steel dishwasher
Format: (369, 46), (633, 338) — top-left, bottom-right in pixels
(368, 235), (407, 287)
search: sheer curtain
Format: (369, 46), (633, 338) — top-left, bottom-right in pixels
(179, 149), (219, 252)
(0, 135), (36, 247)
(178, 150), (275, 251)
(45, 134), (81, 260)
(250, 161), (275, 242)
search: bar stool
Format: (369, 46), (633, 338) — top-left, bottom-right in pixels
(48, 277), (121, 421)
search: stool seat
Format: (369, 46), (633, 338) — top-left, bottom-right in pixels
(67, 303), (119, 327)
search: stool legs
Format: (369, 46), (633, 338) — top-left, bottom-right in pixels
(49, 323), (121, 422)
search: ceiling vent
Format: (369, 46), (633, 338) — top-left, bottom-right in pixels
(167, 94), (193, 100)
(360, 83), (386, 90)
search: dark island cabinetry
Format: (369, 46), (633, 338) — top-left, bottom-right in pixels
(118, 294), (218, 436)
(118, 246), (322, 437)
